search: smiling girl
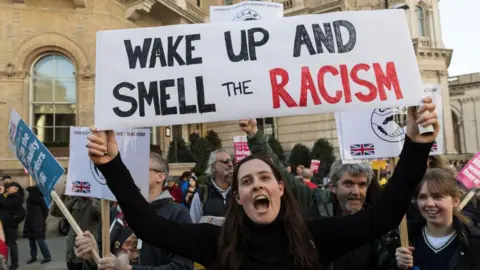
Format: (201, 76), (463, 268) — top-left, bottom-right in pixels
(395, 168), (480, 270)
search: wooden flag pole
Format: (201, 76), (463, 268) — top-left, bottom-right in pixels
(50, 191), (101, 264)
(101, 199), (111, 257)
(459, 189), (477, 210)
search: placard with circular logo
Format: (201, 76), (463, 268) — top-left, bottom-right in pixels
(370, 107), (408, 143)
(233, 8), (261, 21)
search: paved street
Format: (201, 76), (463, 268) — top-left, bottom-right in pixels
(17, 236), (67, 270)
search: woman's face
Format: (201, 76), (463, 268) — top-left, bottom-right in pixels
(416, 182), (459, 227)
(236, 159), (284, 224)
(189, 178), (196, 187)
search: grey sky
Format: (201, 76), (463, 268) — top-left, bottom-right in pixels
(439, 0), (480, 76)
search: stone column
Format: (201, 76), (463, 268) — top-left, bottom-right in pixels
(438, 70), (457, 154)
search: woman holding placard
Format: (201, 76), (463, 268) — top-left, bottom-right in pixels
(395, 168), (480, 270)
(86, 98), (439, 270)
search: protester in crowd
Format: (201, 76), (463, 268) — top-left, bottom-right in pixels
(407, 154), (479, 228)
(178, 171), (191, 198)
(165, 180), (182, 204)
(23, 185), (51, 265)
(286, 165), (292, 174)
(51, 195), (101, 270)
(76, 152), (193, 270)
(395, 168), (480, 270)
(184, 176), (198, 208)
(295, 165), (305, 179)
(85, 99), (439, 270)
(302, 169), (317, 190)
(189, 149), (233, 224)
(242, 118), (396, 269)
(0, 182), (25, 270)
(78, 203), (134, 270)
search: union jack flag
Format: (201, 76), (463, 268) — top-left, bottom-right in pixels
(350, 143), (375, 156)
(430, 141), (438, 152)
(72, 181), (91, 194)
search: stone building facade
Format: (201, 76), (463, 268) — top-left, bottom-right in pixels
(206, 0), (457, 159)
(0, 0), (215, 235)
(449, 73), (480, 156)
(0, 0), (212, 182)
(0, 0), (460, 184)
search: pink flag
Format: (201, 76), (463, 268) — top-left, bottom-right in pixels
(457, 152), (480, 189)
(233, 136), (251, 162)
(310, 160), (321, 174)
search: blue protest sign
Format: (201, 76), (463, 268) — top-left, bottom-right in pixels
(8, 110), (65, 205)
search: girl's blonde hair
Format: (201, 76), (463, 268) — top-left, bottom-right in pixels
(414, 168), (471, 224)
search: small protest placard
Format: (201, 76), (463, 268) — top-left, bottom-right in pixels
(8, 110), (65, 205)
(234, 135), (251, 162)
(66, 127), (150, 201)
(336, 84), (444, 160)
(95, 10), (422, 129)
(210, 1), (283, 23)
(310, 159), (320, 174)
(457, 152), (480, 190)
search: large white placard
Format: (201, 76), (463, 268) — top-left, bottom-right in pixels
(66, 127), (150, 201)
(335, 84), (444, 160)
(210, 1), (283, 23)
(95, 10), (422, 129)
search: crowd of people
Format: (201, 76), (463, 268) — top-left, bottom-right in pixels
(0, 98), (479, 270)
(69, 98), (480, 270)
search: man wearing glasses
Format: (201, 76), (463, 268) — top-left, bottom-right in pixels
(190, 149), (233, 225)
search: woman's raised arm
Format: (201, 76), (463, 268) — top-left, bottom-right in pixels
(307, 99), (439, 262)
(87, 130), (220, 267)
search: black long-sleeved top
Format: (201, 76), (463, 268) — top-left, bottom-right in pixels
(98, 136), (432, 270)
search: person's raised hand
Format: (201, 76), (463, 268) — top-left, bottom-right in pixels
(87, 128), (118, 166)
(395, 246), (414, 269)
(74, 231), (98, 262)
(406, 96), (439, 144)
(238, 119), (258, 136)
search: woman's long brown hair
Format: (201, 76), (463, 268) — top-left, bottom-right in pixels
(211, 155), (321, 270)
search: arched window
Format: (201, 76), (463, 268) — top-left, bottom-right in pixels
(416, 6), (426, 36)
(30, 54), (77, 145)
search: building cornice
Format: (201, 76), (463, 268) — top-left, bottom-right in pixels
(125, 0), (205, 24)
(285, 0), (346, 16)
(413, 38), (453, 67)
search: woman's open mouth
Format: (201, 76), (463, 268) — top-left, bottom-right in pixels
(253, 195), (270, 212)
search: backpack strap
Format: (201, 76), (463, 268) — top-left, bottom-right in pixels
(197, 185), (209, 212)
(202, 186), (209, 207)
(314, 190), (334, 217)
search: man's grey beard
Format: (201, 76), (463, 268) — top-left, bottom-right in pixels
(341, 195), (365, 215)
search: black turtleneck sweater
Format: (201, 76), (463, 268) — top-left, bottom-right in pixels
(98, 136), (431, 270)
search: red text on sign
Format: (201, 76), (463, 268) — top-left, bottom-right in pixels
(269, 61), (403, 108)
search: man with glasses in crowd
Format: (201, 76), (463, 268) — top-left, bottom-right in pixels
(189, 149), (233, 226)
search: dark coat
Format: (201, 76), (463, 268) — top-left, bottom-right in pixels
(408, 217), (480, 270)
(0, 190), (25, 229)
(23, 186), (48, 239)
